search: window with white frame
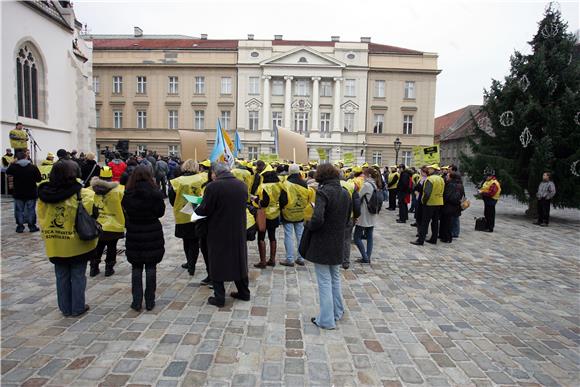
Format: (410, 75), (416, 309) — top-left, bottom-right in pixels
(345, 79), (356, 97)
(194, 110), (205, 130)
(294, 112), (308, 134)
(168, 110), (179, 129)
(113, 110), (123, 128)
(344, 112), (354, 132)
(404, 81), (415, 99)
(402, 151), (412, 167)
(296, 79), (309, 96)
(272, 80), (284, 96)
(137, 110), (147, 129)
(247, 146), (258, 160)
(112, 76), (123, 94)
(373, 114), (384, 134)
(95, 110), (100, 128)
(195, 76), (205, 94)
(320, 113), (331, 132)
(272, 112), (282, 129)
(249, 77), (260, 95)
(168, 145), (179, 156)
(137, 145), (146, 153)
(320, 81), (332, 97)
(248, 111), (259, 131)
(220, 111), (231, 130)
(372, 151), (382, 166)
(403, 114), (413, 134)
(168, 76), (178, 94)
(93, 76), (100, 94)
(221, 77), (232, 94)
(375, 80), (385, 98)
(136, 76), (147, 94)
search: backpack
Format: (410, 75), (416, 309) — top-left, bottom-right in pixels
(475, 217), (488, 231)
(363, 182), (383, 214)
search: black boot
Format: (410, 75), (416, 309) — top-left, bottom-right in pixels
(104, 264), (115, 277)
(90, 265), (100, 277)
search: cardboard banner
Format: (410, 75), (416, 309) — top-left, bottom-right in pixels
(277, 127), (308, 164)
(316, 148), (328, 161)
(179, 130), (208, 161)
(412, 145), (440, 166)
(343, 152), (354, 166)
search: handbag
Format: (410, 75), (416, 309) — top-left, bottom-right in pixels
(75, 191), (102, 240)
(298, 226), (312, 258)
(256, 208), (266, 232)
(461, 198), (471, 210)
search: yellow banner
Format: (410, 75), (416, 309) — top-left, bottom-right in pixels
(343, 152), (354, 166)
(412, 145), (440, 166)
(316, 148), (327, 161)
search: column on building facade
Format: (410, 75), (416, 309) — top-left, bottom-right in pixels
(333, 77), (342, 132)
(262, 75), (271, 130)
(284, 76), (293, 129)
(311, 77), (321, 132)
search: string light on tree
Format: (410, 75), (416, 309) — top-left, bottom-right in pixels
(500, 111), (514, 126)
(519, 75), (530, 92)
(519, 127), (533, 148)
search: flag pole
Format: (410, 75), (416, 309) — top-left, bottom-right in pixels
(194, 148), (198, 162)
(293, 147), (296, 163)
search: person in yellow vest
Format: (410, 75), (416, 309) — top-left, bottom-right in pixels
(232, 161), (253, 197)
(9, 122), (29, 154)
(387, 166), (399, 210)
(2, 148), (14, 167)
(88, 166), (125, 277)
(409, 167), (421, 213)
(254, 169), (281, 268)
(37, 160), (97, 317)
(411, 164), (444, 245)
(478, 170), (501, 232)
(250, 160), (266, 195)
(168, 160), (210, 280)
(339, 172), (361, 269)
(38, 152), (55, 185)
(279, 164), (309, 267)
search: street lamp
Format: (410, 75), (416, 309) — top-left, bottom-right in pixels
(394, 137), (402, 164)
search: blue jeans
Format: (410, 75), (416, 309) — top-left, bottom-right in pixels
(353, 225), (373, 262)
(313, 263), (344, 329)
(451, 216), (460, 238)
(282, 222), (304, 262)
(14, 199), (37, 227)
(54, 260), (88, 316)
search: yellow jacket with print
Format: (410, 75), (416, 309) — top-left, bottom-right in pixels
(89, 177), (125, 233)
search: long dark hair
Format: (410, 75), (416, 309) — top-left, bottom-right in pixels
(363, 167), (382, 188)
(125, 165), (157, 190)
(49, 160), (79, 188)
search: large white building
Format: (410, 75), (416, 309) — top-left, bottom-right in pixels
(1, 1), (94, 162)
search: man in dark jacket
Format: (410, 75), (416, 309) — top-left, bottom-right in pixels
(396, 164), (412, 223)
(6, 151), (42, 232)
(195, 162), (250, 307)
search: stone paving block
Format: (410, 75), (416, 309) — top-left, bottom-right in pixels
(396, 366), (424, 384)
(162, 361), (187, 377)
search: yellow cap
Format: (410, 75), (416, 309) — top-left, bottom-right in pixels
(100, 166), (113, 178)
(200, 159), (211, 168)
(442, 165), (450, 169)
(46, 152), (54, 159)
(427, 164), (440, 170)
(362, 162), (369, 167)
(353, 166), (363, 173)
(372, 164), (379, 168)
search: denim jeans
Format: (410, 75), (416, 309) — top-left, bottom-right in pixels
(313, 263), (344, 329)
(451, 216), (460, 238)
(54, 260), (88, 316)
(282, 222), (304, 262)
(14, 199), (37, 227)
(353, 225), (373, 262)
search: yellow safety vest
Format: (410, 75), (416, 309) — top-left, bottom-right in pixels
(278, 175), (287, 183)
(37, 188), (99, 258)
(388, 172), (399, 189)
(232, 168), (252, 189)
(340, 180), (355, 198)
(281, 180), (310, 222)
(38, 164), (53, 186)
(2, 155), (14, 166)
(246, 208), (255, 230)
(260, 182), (281, 220)
(481, 179), (501, 200)
(91, 184), (125, 233)
(9, 129), (28, 149)
(424, 175), (445, 206)
(412, 173), (421, 185)
(170, 173), (206, 224)
(304, 186), (316, 221)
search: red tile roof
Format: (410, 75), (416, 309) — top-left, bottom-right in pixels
(92, 38), (238, 50)
(436, 105), (482, 142)
(368, 43), (422, 55)
(271, 40), (336, 47)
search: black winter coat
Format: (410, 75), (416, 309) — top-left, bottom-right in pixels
(304, 178), (351, 265)
(122, 181), (165, 265)
(6, 161), (41, 200)
(443, 180), (465, 217)
(81, 160), (101, 187)
(195, 172), (248, 282)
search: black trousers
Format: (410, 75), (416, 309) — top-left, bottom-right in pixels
(183, 237), (209, 277)
(92, 239), (118, 267)
(213, 277), (250, 304)
(397, 191), (408, 221)
(418, 205), (441, 243)
(538, 198), (551, 224)
(131, 263), (156, 308)
(388, 189), (398, 209)
(439, 212), (452, 242)
(483, 198), (497, 231)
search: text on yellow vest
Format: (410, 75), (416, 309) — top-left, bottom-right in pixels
(91, 185), (125, 233)
(282, 180), (309, 222)
(260, 182), (281, 220)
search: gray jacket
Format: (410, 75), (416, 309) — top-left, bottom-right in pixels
(358, 179), (378, 228)
(537, 181), (556, 200)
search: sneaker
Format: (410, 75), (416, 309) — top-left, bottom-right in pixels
(15, 225), (24, 233)
(28, 225), (40, 232)
(295, 259), (305, 266)
(279, 260), (295, 267)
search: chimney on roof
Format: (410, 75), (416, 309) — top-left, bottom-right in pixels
(247, 34), (254, 40)
(360, 36), (371, 43)
(331, 36), (340, 42)
(274, 34), (283, 40)
(134, 26), (143, 37)
(201, 34), (208, 40)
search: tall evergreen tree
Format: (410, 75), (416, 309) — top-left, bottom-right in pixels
(461, 3), (580, 212)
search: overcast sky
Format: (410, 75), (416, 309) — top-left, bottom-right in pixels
(74, 0), (579, 116)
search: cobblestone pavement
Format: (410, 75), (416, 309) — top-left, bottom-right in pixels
(1, 188), (579, 386)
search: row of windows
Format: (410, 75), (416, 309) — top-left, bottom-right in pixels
(99, 109), (232, 130)
(94, 76), (233, 95)
(371, 151), (412, 166)
(372, 114), (414, 134)
(93, 76), (416, 100)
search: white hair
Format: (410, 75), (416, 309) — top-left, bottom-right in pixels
(211, 161), (231, 175)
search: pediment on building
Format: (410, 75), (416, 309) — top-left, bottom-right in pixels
(340, 100), (359, 112)
(245, 98), (263, 111)
(291, 98), (312, 111)
(261, 47), (345, 68)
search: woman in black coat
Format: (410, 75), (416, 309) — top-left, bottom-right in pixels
(304, 164), (351, 330)
(121, 166), (165, 311)
(439, 171), (464, 243)
(81, 152), (101, 187)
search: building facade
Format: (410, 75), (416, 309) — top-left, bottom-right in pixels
(1, 1), (94, 162)
(92, 33), (440, 165)
(436, 105), (482, 169)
